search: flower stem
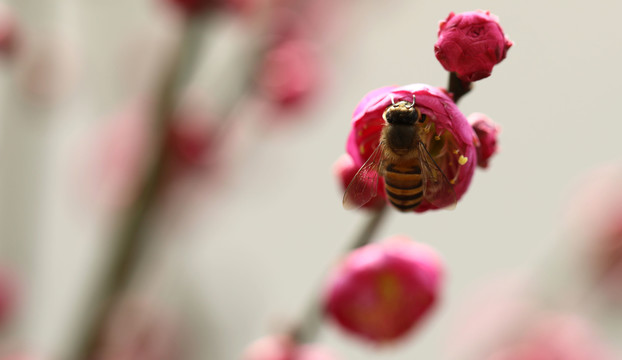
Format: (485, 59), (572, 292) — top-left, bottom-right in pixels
(72, 17), (205, 360)
(448, 72), (472, 104)
(292, 205), (389, 343)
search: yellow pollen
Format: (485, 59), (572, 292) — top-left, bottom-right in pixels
(450, 179), (456, 184)
(453, 149), (460, 155)
(434, 135), (441, 141)
(359, 144), (365, 154)
(458, 155), (468, 165)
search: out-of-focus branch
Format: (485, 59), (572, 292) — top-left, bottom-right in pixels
(72, 17), (205, 360)
(292, 205), (389, 343)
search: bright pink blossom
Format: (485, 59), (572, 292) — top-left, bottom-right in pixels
(324, 237), (443, 343)
(468, 112), (500, 169)
(435, 11), (512, 82)
(333, 153), (385, 210)
(346, 84), (477, 212)
(242, 335), (339, 360)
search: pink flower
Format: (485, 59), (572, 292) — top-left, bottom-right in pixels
(0, 5), (18, 58)
(434, 11), (512, 82)
(487, 315), (615, 360)
(85, 99), (217, 210)
(564, 164), (622, 302)
(333, 154), (385, 210)
(92, 298), (182, 360)
(163, 0), (252, 16)
(0, 268), (18, 328)
(242, 335), (339, 360)
(346, 84), (478, 212)
(323, 237), (443, 343)
(258, 38), (320, 109)
(468, 112), (500, 169)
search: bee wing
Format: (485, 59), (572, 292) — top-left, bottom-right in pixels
(342, 142), (385, 210)
(418, 141), (457, 210)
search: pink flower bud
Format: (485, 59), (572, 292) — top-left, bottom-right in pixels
(434, 11), (512, 82)
(0, 268), (18, 328)
(258, 38), (320, 109)
(333, 154), (385, 210)
(468, 112), (500, 169)
(164, 0), (254, 16)
(564, 165), (622, 302)
(0, 5), (18, 58)
(242, 335), (339, 360)
(92, 298), (182, 360)
(346, 84), (478, 212)
(324, 237), (443, 343)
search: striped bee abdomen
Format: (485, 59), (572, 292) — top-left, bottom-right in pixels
(383, 162), (423, 212)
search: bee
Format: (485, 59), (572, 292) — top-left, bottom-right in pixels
(343, 95), (457, 212)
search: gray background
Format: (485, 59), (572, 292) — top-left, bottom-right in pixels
(0, 0), (621, 359)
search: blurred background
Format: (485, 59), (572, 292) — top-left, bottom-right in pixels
(1, 0), (622, 359)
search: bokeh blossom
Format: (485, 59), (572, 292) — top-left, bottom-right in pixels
(487, 315), (615, 360)
(435, 11), (512, 82)
(468, 112), (500, 169)
(92, 298), (182, 360)
(345, 84), (477, 212)
(0, 5), (18, 58)
(86, 99), (217, 210)
(564, 164), (622, 301)
(258, 38), (320, 109)
(324, 237), (443, 343)
(242, 335), (339, 360)
(0, 268), (17, 328)
(164, 0), (253, 16)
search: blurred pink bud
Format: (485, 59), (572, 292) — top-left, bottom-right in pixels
(347, 84), (478, 212)
(333, 153), (385, 211)
(434, 11), (512, 82)
(242, 335), (339, 360)
(164, 0), (253, 16)
(87, 100), (217, 209)
(93, 298), (182, 360)
(488, 315), (615, 360)
(324, 237), (443, 343)
(564, 165), (622, 301)
(0, 269), (18, 328)
(0, 354), (45, 360)
(258, 38), (320, 109)
(468, 112), (500, 169)
(0, 5), (18, 58)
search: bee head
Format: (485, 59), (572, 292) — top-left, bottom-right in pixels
(383, 100), (421, 125)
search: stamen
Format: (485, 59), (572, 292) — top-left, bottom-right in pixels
(434, 135), (441, 141)
(458, 155), (468, 165)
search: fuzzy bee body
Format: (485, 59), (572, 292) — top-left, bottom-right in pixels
(343, 97), (457, 212)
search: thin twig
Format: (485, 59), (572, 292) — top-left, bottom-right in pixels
(447, 72), (472, 104)
(292, 205), (389, 343)
(72, 17), (206, 360)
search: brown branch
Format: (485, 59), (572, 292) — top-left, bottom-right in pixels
(71, 17), (206, 360)
(292, 205), (389, 343)
(447, 72), (472, 104)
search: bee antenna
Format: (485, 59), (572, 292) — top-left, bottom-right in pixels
(412, 94), (416, 106)
(390, 94), (397, 106)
